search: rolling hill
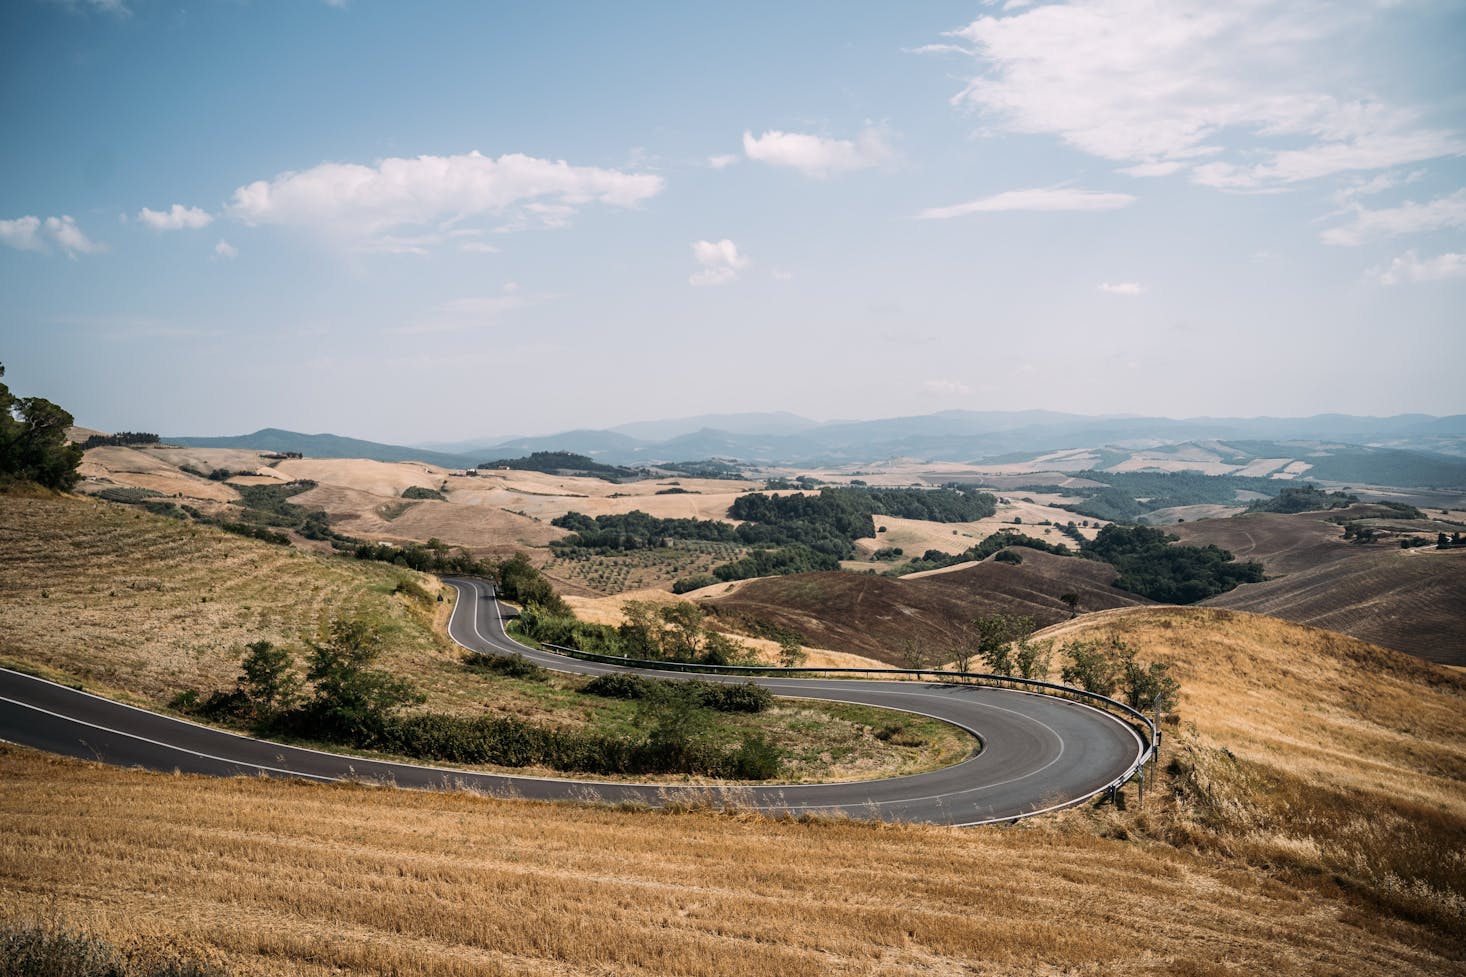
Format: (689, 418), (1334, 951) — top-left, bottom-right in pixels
(705, 549), (1153, 665)
(1169, 507), (1466, 665)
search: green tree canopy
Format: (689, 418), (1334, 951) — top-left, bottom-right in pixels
(0, 362), (84, 491)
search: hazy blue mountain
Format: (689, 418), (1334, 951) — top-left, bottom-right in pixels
(609, 411), (819, 442)
(474, 429), (648, 460)
(169, 413), (1466, 480)
(166, 429), (480, 469)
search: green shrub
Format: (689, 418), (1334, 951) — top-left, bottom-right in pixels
(466, 653), (550, 681)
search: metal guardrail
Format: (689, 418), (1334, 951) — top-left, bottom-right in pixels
(521, 638), (1159, 800)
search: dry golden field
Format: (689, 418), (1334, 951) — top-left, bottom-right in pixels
(0, 493), (449, 706)
(0, 733), (1457, 977)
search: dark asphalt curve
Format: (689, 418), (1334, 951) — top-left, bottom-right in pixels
(0, 578), (1143, 826)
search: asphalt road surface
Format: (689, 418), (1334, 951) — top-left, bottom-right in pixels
(0, 577), (1145, 826)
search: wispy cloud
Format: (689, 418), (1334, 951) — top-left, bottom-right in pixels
(0, 214), (104, 257)
(1098, 281), (1144, 295)
(923, 379), (973, 396)
(742, 127), (893, 178)
(936, 1), (1464, 190)
(213, 239), (238, 260)
(916, 187), (1134, 220)
(689, 239), (748, 286)
(225, 151), (664, 250)
(1321, 189), (1466, 246)
(707, 154), (740, 170)
(137, 204), (213, 231)
(389, 288), (545, 335)
(1373, 251), (1466, 286)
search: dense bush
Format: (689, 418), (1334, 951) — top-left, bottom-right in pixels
(582, 674), (773, 713)
(401, 485), (445, 500)
(465, 653), (550, 681)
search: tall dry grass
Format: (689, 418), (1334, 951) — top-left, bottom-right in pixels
(1038, 606), (1466, 938)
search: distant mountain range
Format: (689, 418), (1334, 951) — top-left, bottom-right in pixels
(166, 410), (1466, 485)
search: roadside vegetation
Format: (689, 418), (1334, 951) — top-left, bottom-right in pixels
(175, 620), (786, 780)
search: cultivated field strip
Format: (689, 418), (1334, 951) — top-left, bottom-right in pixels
(0, 747), (1456, 977)
(0, 496), (451, 703)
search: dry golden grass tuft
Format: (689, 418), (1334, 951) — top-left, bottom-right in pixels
(2, 742), (1460, 977)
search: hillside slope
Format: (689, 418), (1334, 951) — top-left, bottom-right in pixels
(0, 494), (454, 706)
(1171, 508), (1466, 664)
(1037, 606), (1465, 938)
(706, 550), (1152, 664)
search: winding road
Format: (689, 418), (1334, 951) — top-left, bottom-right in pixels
(0, 577), (1145, 826)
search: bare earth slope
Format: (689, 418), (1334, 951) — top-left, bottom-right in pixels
(707, 550), (1152, 665)
(1171, 508), (1466, 665)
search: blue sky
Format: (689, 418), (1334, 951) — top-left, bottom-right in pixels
(2, 0), (1463, 443)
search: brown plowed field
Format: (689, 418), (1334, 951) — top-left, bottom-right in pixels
(1171, 507), (1466, 665)
(1168, 508), (1358, 574)
(705, 549), (1151, 665)
(1206, 547), (1466, 665)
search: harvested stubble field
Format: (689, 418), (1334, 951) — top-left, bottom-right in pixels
(0, 732), (1456, 977)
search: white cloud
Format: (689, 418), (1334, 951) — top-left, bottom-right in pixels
(707, 154), (740, 170)
(1321, 189), (1466, 246)
(138, 204), (213, 231)
(1373, 251), (1466, 285)
(225, 151), (664, 248)
(1332, 169), (1425, 206)
(923, 379), (973, 396)
(1098, 281), (1143, 295)
(742, 127), (893, 178)
(213, 239), (238, 260)
(689, 239), (748, 286)
(0, 214), (104, 257)
(939, 1), (1464, 189)
(916, 186), (1134, 220)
